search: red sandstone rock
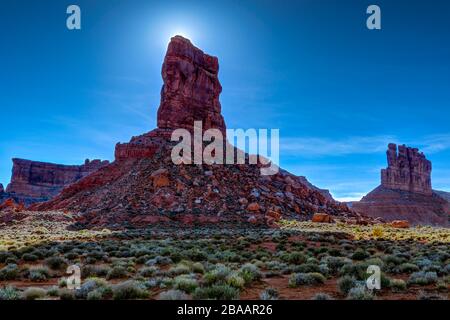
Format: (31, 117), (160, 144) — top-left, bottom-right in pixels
(353, 144), (449, 227)
(247, 215), (258, 224)
(312, 213), (334, 223)
(157, 36), (226, 135)
(391, 220), (410, 228)
(5, 158), (109, 204)
(151, 168), (170, 188)
(247, 202), (260, 212)
(381, 143), (432, 195)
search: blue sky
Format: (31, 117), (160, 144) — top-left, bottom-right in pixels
(1, 0), (449, 200)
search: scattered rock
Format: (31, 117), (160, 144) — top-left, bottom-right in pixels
(312, 213), (334, 223)
(151, 168), (170, 188)
(247, 202), (260, 212)
(391, 220), (410, 229)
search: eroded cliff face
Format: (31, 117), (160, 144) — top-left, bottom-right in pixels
(115, 36), (226, 161)
(157, 36), (226, 135)
(381, 143), (432, 195)
(4, 158), (109, 204)
(353, 144), (449, 226)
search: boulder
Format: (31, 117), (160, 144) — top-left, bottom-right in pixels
(312, 213), (334, 223)
(391, 220), (410, 229)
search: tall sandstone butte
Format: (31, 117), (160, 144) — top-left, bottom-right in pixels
(35, 36), (357, 228)
(5, 158), (109, 204)
(157, 36), (226, 134)
(381, 143), (432, 195)
(353, 144), (449, 226)
(115, 36), (226, 161)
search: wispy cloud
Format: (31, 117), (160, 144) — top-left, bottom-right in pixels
(280, 135), (397, 157)
(280, 133), (450, 157)
(420, 134), (450, 154)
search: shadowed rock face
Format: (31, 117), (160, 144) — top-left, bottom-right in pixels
(353, 144), (449, 226)
(4, 158), (109, 204)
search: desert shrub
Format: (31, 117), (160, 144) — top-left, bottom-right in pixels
(260, 287), (279, 300)
(396, 263), (419, 274)
(47, 286), (59, 297)
(192, 284), (239, 300)
(75, 278), (109, 299)
(168, 264), (191, 276)
(112, 281), (149, 300)
(139, 266), (158, 277)
(364, 257), (384, 268)
(265, 261), (287, 271)
(158, 289), (189, 300)
(282, 252), (306, 264)
(58, 278), (67, 288)
(408, 271), (438, 286)
(23, 287), (46, 300)
(0, 251), (15, 263)
(347, 285), (373, 300)
(45, 256), (67, 270)
(185, 248), (208, 262)
(22, 253), (39, 262)
(58, 289), (75, 300)
(390, 279), (407, 292)
(82, 265), (110, 278)
(337, 275), (357, 295)
(312, 293), (333, 300)
(417, 291), (446, 300)
(288, 272), (326, 287)
(351, 249), (370, 261)
(203, 264), (232, 285)
(295, 262), (320, 273)
(28, 266), (50, 281)
(436, 281), (448, 292)
(191, 262), (205, 274)
(0, 264), (20, 281)
(87, 286), (112, 300)
(383, 254), (404, 268)
(145, 256), (172, 266)
(0, 286), (21, 300)
(239, 263), (262, 285)
(322, 256), (351, 274)
(174, 275), (198, 293)
(106, 265), (128, 280)
(372, 226), (384, 238)
(226, 273), (245, 289)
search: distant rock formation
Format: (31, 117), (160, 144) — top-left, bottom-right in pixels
(381, 143), (432, 195)
(4, 158), (109, 205)
(353, 144), (449, 226)
(0, 183), (4, 194)
(35, 36), (359, 229)
(434, 190), (450, 202)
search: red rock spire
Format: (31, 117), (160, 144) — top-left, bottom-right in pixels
(381, 143), (432, 195)
(157, 36), (226, 134)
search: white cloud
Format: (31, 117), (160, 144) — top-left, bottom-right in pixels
(280, 135), (397, 157)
